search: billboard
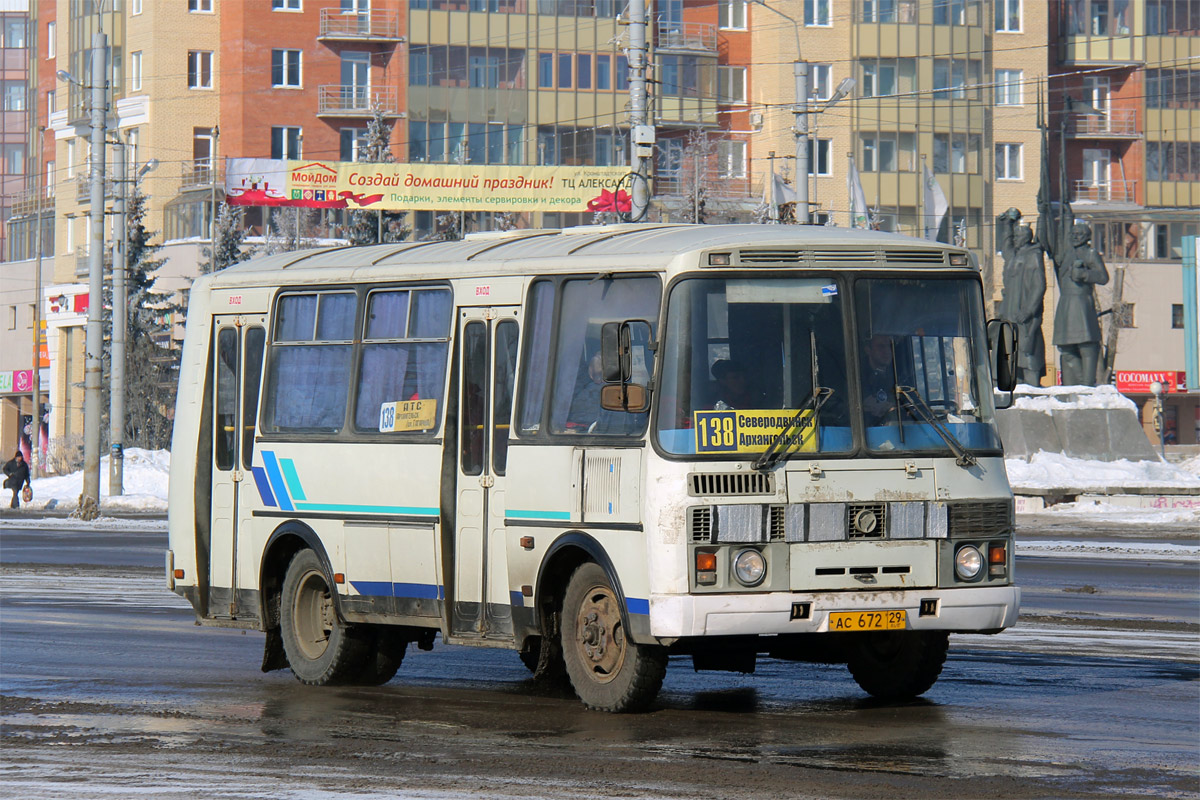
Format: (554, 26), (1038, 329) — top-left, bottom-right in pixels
(224, 158), (632, 214)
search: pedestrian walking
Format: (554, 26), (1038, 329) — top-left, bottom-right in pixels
(3, 450), (31, 509)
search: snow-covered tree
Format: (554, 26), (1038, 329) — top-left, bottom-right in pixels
(348, 106), (410, 245)
(201, 202), (250, 273)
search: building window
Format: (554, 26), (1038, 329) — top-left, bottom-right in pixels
(576, 54), (592, 89)
(340, 128), (368, 161)
(538, 52), (553, 88)
(805, 0), (830, 25)
(657, 138), (683, 178)
(557, 53), (572, 88)
(46, 21), (55, 58)
(3, 143), (23, 174)
(616, 55), (629, 91)
(809, 64), (831, 101)
(808, 138), (831, 175)
(188, 51), (213, 89)
(717, 66), (745, 104)
(45, 89), (55, 114)
(933, 58), (980, 100)
(66, 139), (76, 178)
(272, 50), (302, 88)
(131, 0), (143, 13)
(718, 0), (746, 29)
(995, 143), (1022, 180)
(2, 81), (25, 111)
(995, 0), (1020, 31)
(130, 51), (142, 92)
(934, 132), (980, 174)
(862, 61), (896, 97)
(596, 54), (611, 90)
(933, 0), (975, 25)
(273, 0), (302, 9)
(188, 0), (213, 11)
(1171, 304), (1184, 328)
(995, 69), (1022, 105)
(718, 140), (746, 179)
(271, 127), (302, 160)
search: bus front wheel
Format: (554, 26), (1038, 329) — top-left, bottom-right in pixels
(560, 562), (667, 712)
(280, 549), (369, 685)
(846, 630), (949, 700)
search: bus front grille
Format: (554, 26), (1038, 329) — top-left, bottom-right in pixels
(948, 500), (1014, 537)
(688, 472), (774, 496)
(689, 506), (714, 542)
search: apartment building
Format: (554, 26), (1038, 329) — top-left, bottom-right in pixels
(750, 0), (1197, 442)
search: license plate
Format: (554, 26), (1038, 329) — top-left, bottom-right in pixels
(828, 610), (907, 632)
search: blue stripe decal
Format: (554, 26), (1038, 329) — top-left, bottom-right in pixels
(260, 451), (293, 512)
(507, 509), (572, 521)
(293, 502), (439, 516)
(251, 466), (277, 508)
(510, 591), (524, 608)
(350, 580), (391, 597)
(279, 458), (307, 501)
(626, 597), (649, 616)
(392, 582), (440, 600)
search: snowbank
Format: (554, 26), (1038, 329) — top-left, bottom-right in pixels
(1009, 384), (1137, 414)
(1005, 450), (1200, 492)
(23, 448), (169, 514)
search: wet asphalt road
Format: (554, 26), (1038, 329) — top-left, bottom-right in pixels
(1, 523), (1197, 800)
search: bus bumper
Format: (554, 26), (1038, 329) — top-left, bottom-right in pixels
(649, 585), (1020, 638)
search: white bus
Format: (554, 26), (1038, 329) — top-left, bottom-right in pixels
(168, 224), (1021, 712)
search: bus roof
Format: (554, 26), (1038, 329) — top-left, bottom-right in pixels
(201, 224), (973, 288)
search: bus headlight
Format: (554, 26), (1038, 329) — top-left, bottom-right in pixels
(955, 545), (983, 581)
(732, 549), (766, 587)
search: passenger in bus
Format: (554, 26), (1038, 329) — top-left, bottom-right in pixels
(711, 360), (762, 410)
(567, 352), (634, 434)
(861, 334), (901, 426)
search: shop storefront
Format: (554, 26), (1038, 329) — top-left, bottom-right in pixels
(1116, 370), (1198, 447)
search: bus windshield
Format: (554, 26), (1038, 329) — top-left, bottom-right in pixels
(855, 277), (1001, 454)
(655, 277), (853, 456)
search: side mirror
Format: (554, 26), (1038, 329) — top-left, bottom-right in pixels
(600, 321), (629, 383)
(987, 318), (1019, 394)
(600, 383), (650, 413)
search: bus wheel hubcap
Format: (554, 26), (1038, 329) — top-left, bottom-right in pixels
(576, 587), (625, 682)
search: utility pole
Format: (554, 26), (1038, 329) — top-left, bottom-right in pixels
(627, 0), (653, 222)
(792, 61), (810, 224)
(209, 125), (219, 274)
(81, 29), (109, 518)
(109, 139), (126, 496)
(31, 127), (46, 479)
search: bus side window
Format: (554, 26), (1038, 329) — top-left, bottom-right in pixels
(492, 320), (518, 475)
(518, 280), (554, 434)
(215, 327), (238, 471)
(242, 327), (266, 469)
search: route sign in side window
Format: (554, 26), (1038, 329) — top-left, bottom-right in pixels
(356, 287), (453, 434)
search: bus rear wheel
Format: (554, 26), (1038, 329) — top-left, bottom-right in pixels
(560, 563), (666, 713)
(280, 549), (369, 685)
(846, 630), (949, 701)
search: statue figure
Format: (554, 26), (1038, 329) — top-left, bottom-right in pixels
(1051, 222), (1109, 385)
(996, 208), (1046, 385)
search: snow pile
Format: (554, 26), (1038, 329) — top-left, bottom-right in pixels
(1178, 454), (1200, 478)
(1010, 384), (1137, 414)
(24, 448), (169, 514)
(1018, 537), (1200, 560)
(1025, 500), (1200, 526)
(1006, 450), (1200, 491)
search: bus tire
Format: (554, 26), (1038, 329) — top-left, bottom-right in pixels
(560, 563), (666, 713)
(519, 636), (568, 684)
(847, 630), (949, 700)
(354, 628), (408, 686)
(280, 549), (369, 686)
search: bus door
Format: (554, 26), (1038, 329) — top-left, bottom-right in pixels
(208, 314), (267, 619)
(451, 307), (520, 639)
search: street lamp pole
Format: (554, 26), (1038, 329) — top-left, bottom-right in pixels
(109, 138), (126, 495)
(1149, 381), (1166, 458)
(31, 125), (46, 480)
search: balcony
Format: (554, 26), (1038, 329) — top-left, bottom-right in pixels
(318, 9), (403, 42)
(8, 187), (53, 217)
(181, 161), (223, 189)
(656, 21), (717, 53)
(74, 249), (112, 278)
(1067, 109), (1138, 138)
(317, 85), (402, 118)
(74, 174), (115, 204)
(1073, 179), (1136, 204)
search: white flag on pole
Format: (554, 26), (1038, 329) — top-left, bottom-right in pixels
(923, 163), (949, 241)
(762, 171), (798, 206)
(846, 155), (869, 229)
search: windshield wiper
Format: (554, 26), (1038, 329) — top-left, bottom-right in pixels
(895, 385), (977, 468)
(752, 387), (833, 472)
(753, 331), (832, 472)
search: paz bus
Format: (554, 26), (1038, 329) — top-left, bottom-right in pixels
(167, 224), (1020, 712)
